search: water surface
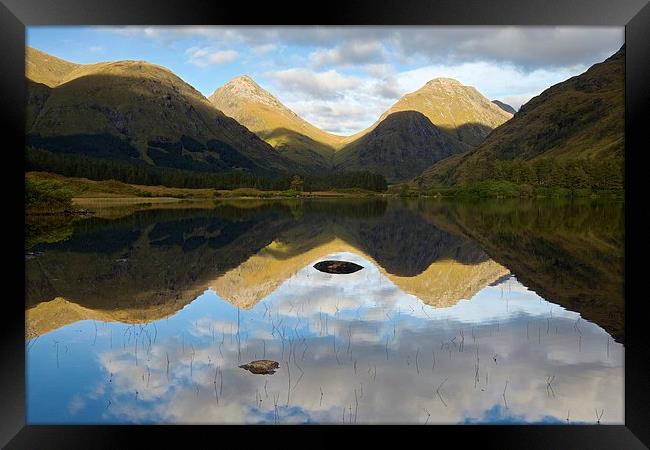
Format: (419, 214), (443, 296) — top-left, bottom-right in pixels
(25, 198), (624, 424)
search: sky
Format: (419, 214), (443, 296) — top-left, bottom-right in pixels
(27, 26), (624, 135)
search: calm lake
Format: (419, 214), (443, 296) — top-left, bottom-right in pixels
(25, 198), (624, 424)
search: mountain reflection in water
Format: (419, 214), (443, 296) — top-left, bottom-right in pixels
(25, 198), (624, 424)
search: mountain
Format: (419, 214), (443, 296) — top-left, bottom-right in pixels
(209, 76), (345, 173)
(368, 78), (513, 149)
(26, 48), (299, 176)
(209, 75), (512, 180)
(333, 111), (459, 182)
(26, 47), (80, 87)
(331, 78), (513, 181)
(492, 100), (517, 114)
(415, 46), (625, 187)
(27, 47), (515, 183)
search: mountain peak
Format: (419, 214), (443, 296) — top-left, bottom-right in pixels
(211, 75), (285, 111)
(228, 74), (258, 87)
(425, 77), (462, 86)
(220, 75), (267, 95)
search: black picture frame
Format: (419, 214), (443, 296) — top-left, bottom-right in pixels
(1, 0), (648, 447)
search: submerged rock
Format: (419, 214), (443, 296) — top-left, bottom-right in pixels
(313, 260), (364, 274)
(239, 360), (280, 375)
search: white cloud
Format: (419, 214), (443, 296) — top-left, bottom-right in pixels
(185, 47), (239, 67)
(252, 44), (277, 55)
(78, 265), (623, 425)
(309, 41), (386, 68)
(268, 68), (361, 100)
(67, 394), (86, 415)
(364, 64), (394, 78)
(105, 26), (622, 71)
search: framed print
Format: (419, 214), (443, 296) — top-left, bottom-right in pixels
(1, 0), (649, 447)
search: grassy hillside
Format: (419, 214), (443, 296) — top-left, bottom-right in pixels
(26, 48), (300, 177)
(209, 76), (343, 172)
(416, 46), (624, 188)
(25, 47), (79, 87)
(26, 171), (216, 199)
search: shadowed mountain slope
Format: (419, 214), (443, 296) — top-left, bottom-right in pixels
(415, 46), (625, 187)
(26, 48), (299, 176)
(333, 111), (461, 183)
(492, 100), (517, 114)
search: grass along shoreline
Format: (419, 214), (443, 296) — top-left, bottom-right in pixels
(26, 172), (386, 214)
(26, 172), (623, 218)
(392, 180), (624, 199)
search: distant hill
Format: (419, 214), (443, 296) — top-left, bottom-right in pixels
(492, 100), (517, 114)
(26, 48), (299, 177)
(415, 45), (625, 187)
(333, 111), (459, 183)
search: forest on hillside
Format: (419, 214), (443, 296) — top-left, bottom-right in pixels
(26, 147), (388, 192)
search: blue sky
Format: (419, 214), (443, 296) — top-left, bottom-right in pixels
(27, 26), (624, 135)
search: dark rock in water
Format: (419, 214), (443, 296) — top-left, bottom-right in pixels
(239, 360), (280, 375)
(313, 260), (364, 274)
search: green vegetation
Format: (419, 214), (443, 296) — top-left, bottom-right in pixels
(26, 216), (74, 248)
(416, 46), (625, 188)
(214, 188), (298, 199)
(461, 157), (624, 190)
(303, 171), (387, 192)
(407, 158), (624, 199)
(398, 184), (421, 198)
(26, 171), (220, 200)
(451, 158), (624, 198)
(285, 175), (304, 196)
(290, 175), (304, 192)
(26, 148), (388, 193)
(25, 177), (73, 212)
(454, 180), (522, 198)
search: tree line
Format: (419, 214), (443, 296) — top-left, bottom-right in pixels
(462, 157), (624, 190)
(25, 147), (388, 192)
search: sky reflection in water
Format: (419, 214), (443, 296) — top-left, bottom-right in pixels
(27, 250), (623, 424)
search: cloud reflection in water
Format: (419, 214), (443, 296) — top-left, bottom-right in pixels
(27, 252), (623, 424)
